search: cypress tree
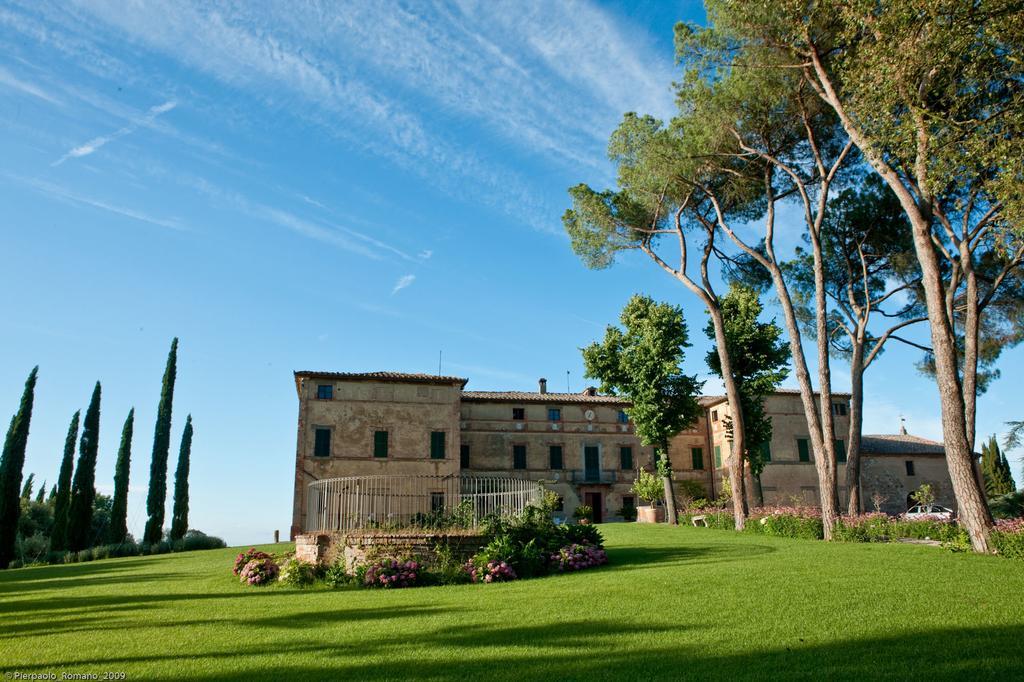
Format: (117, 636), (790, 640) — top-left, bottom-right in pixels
(169, 415), (193, 542)
(144, 338), (178, 545)
(50, 410), (80, 551)
(109, 408), (134, 545)
(34, 481), (46, 504)
(20, 473), (34, 501)
(0, 366), (39, 569)
(47, 484), (56, 502)
(67, 382), (101, 552)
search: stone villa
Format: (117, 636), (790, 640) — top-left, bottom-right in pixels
(291, 370), (962, 538)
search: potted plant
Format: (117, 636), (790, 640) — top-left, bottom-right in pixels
(573, 504), (594, 525)
(631, 468), (665, 523)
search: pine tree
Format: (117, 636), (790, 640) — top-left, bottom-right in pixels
(20, 473), (34, 501)
(144, 338), (178, 545)
(169, 415), (193, 542)
(109, 408), (134, 545)
(50, 410), (80, 552)
(67, 382), (101, 552)
(34, 481), (45, 504)
(0, 367), (39, 569)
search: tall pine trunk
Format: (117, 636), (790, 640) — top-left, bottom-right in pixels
(109, 408), (134, 545)
(51, 410), (80, 552)
(67, 382), (101, 553)
(0, 367), (38, 569)
(846, 339), (866, 515)
(811, 239), (840, 521)
(707, 305), (748, 530)
(170, 415), (193, 542)
(145, 338), (178, 545)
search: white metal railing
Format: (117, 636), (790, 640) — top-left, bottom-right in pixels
(304, 474), (545, 532)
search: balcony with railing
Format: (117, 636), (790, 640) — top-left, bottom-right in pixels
(570, 469), (618, 485)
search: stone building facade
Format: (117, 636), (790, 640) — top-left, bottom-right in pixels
(292, 370), (966, 537)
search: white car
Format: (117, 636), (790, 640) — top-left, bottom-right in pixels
(904, 504), (955, 520)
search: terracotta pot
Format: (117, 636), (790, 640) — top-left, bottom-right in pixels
(636, 505), (664, 523)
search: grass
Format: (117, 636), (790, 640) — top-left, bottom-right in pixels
(2, 524), (1023, 681)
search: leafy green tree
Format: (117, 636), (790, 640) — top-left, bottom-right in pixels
(67, 382), (101, 552)
(0, 366), (38, 569)
(702, 0), (1023, 552)
(582, 295), (704, 526)
(169, 415), (193, 542)
(50, 410), (80, 552)
(20, 473), (35, 501)
(109, 408), (134, 545)
(145, 338), (178, 545)
(704, 284), (790, 507)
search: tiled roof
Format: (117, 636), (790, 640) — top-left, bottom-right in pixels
(861, 434), (946, 456)
(701, 388), (853, 408)
(294, 371), (468, 387)
(460, 391), (630, 405)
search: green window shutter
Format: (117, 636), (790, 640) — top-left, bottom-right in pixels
(513, 445), (527, 470)
(430, 431), (446, 459)
(692, 447), (704, 470)
(373, 430), (388, 458)
(835, 439), (847, 463)
(619, 446), (633, 470)
(314, 428), (331, 457)
(760, 441), (771, 463)
(549, 445), (563, 470)
(797, 438), (810, 462)
(714, 445), (722, 468)
(460, 444), (470, 468)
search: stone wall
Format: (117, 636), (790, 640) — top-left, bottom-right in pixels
(294, 531), (488, 573)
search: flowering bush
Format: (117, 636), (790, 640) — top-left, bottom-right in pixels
(233, 548), (273, 576)
(361, 557), (420, 588)
(992, 518), (1024, 560)
(239, 557), (279, 586)
(278, 558), (318, 587)
(465, 558), (517, 583)
(834, 512), (892, 542)
(745, 506), (824, 540)
(550, 543), (608, 572)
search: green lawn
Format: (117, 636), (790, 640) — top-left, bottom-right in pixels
(2, 524), (1023, 681)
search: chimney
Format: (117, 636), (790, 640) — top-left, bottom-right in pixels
(583, 386), (598, 397)
(538, 378), (547, 394)
(899, 416), (908, 436)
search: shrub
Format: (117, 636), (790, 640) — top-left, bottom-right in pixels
(465, 557), (517, 583)
(361, 557), (420, 588)
(990, 492), (1024, 520)
(324, 562), (351, 588)
(991, 518), (1024, 560)
(746, 507), (823, 540)
(631, 468), (664, 505)
(678, 509), (734, 529)
(889, 518), (962, 542)
(573, 505), (593, 522)
(233, 548), (273, 576)
(174, 532), (227, 552)
(278, 558), (318, 587)
(239, 557), (279, 586)
(559, 522), (603, 548)
(618, 505), (637, 521)
(550, 543), (608, 572)
(834, 513), (891, 543)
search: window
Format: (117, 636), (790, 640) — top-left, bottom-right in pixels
(711, 409), (719, 422)
(460, 444), (470, 468)
(797, 438), (811, 462)
(430, 492), (445, 512)
(835, 439), (847, 463)
(833, 402), (848, 417)
(513, 444), (527, 470)
(512, 407), (525, 420)
(905, 460), (915, 476)
(622, 495), (635, 509)
(618, 410), (629, 424)
(760, 441), (772, 463)
(548, 408), (561, 421)
(619, 446), (633, 470)
(549, 445), (563, 470)
(430, 431), (446, 459)
(316, 384), (333, 400)
(373, 430), (388, 458)
(313, 428), (331, 457)
(692, 447), (704, 470)
(714, 445), (722, 468)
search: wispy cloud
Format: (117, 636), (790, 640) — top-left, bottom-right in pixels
(53, 99), (177, 166)
(391, 274), (415, 295)
(0, 64), (62, 105)
(5, 173), (185, 230)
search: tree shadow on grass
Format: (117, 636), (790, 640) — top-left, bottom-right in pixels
(603, 541), (776, 573)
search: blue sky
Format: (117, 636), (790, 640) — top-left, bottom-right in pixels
(1, 1), (1020, 545)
